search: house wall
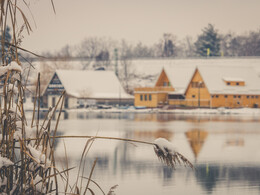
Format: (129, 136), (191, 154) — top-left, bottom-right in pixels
(211, 94), (260, 108)
(223, 81), (245, 86)
(47, 95), (78, 109)
(184, 69), (211, 107)
(157, 93), (168, 105)
(47, 95), (56, 108)
(134, 93), (158, 108)
(134, 69), (174, 108)
(68, 97), (78, 108)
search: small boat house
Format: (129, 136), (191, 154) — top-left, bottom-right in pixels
(41, 70), (133, 109)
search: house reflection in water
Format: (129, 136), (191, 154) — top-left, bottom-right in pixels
(133, 129), (173, 141)
(185, 129), (208, 160)
(77, 139), (260, 195)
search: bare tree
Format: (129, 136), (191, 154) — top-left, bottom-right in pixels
(118, 40), (133, 92)
(75, 37), (116, 69)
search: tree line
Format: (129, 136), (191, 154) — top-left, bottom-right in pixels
(46, 23), (260, 61)
(20, 23), (260, 94)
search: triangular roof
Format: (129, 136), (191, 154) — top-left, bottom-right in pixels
(47, 70), (133, 99)
(160, 66), (196, 94)
(196, 66), (260, 95)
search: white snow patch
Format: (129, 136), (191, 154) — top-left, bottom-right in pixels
(0, 157), (14, 168)
(154, 138), (176, 154)
(27, 144), (50, 166)
(0, 61), (22, 76)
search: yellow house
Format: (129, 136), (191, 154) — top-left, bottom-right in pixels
(135, 65), (260, 108)
(134, 66), (195, 108)
(134, 68), (174, 108)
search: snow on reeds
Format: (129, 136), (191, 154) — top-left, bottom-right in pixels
(154, 138), (194, 169)
(0, 1), (193, 194)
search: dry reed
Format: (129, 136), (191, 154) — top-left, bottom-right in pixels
(0, 1), (193, 194)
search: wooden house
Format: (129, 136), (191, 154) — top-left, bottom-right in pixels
(134, 66), (195, 108)
(135, 66), (260, 108)
(41, 70), (133, 109)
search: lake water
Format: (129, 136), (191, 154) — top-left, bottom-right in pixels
(54, 111), (260, 195)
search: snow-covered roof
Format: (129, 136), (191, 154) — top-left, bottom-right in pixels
(222, 77), (245, 82)
(161, 66), (196, 94)
(198, 66), (260, 95)
(54, 70), (133, 99)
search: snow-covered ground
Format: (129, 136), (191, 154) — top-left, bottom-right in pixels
(65, 107), (260, 115)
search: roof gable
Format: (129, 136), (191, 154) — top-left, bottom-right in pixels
(47, 70), (132, 99)
(184, 68), (210, 95)
(155, 68), (171, 87)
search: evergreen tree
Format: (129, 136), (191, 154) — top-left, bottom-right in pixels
(195, 24), (220, 57)
(163, 33), (176, 57)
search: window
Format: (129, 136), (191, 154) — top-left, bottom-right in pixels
(238, 95), (241, 98)
(256, 96), (259, 99)
(234, 95), (237, 98)
(227, 82), (230, 85)
(224, 95), (228, 98)
(212, 95), (214, 98)
(140, 95), (143, 101)
(163, 82), (168, 86)
(64, 97), (69, 108)
(145, 94), (147, 101)
(216, 95), (219, 98)
(236, 82), (239, 86)
(247, 96), (250, 99)
(191, 81), (205, 88)
(251, 96), (254, 99)
(52, 97), (56, 107)
(192, 95), (196, 98)
(149, 94), (152, 101)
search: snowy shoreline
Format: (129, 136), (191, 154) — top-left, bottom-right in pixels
(65, 107), (260, 115)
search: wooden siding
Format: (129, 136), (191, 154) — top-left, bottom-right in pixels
(185, 69), (211, 107)
(211, 94), (260, 108)
(155, 69), (171, 87)
(134, 69), (174, 108)
(169, 99), (211, 107)
(134, 67), (260, 109)
(223, 80), (245, 86)
(134, 93), (158, 108)
(134, 93), (169, 108)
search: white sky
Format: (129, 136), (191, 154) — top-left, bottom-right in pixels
(20, 0), (260, 53)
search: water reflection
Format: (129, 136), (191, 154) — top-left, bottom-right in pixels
(133, 129), (173, 140)
(54, 112), (260, 195)
(61, 111), (260, 123)
(195, 164), (260, 194)
(185, 129), (208, 160)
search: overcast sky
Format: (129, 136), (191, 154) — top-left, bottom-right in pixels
(20, 0), (260, 53)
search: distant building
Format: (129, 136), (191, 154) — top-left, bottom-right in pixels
(42, 70), (133, 109)
(134, 66), (260, 108)
(134, 66), (195, 108)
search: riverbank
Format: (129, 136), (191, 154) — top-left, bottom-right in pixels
(66, 107), (260, 115)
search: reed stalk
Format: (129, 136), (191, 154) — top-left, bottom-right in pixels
(0, 1), (193, 194)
